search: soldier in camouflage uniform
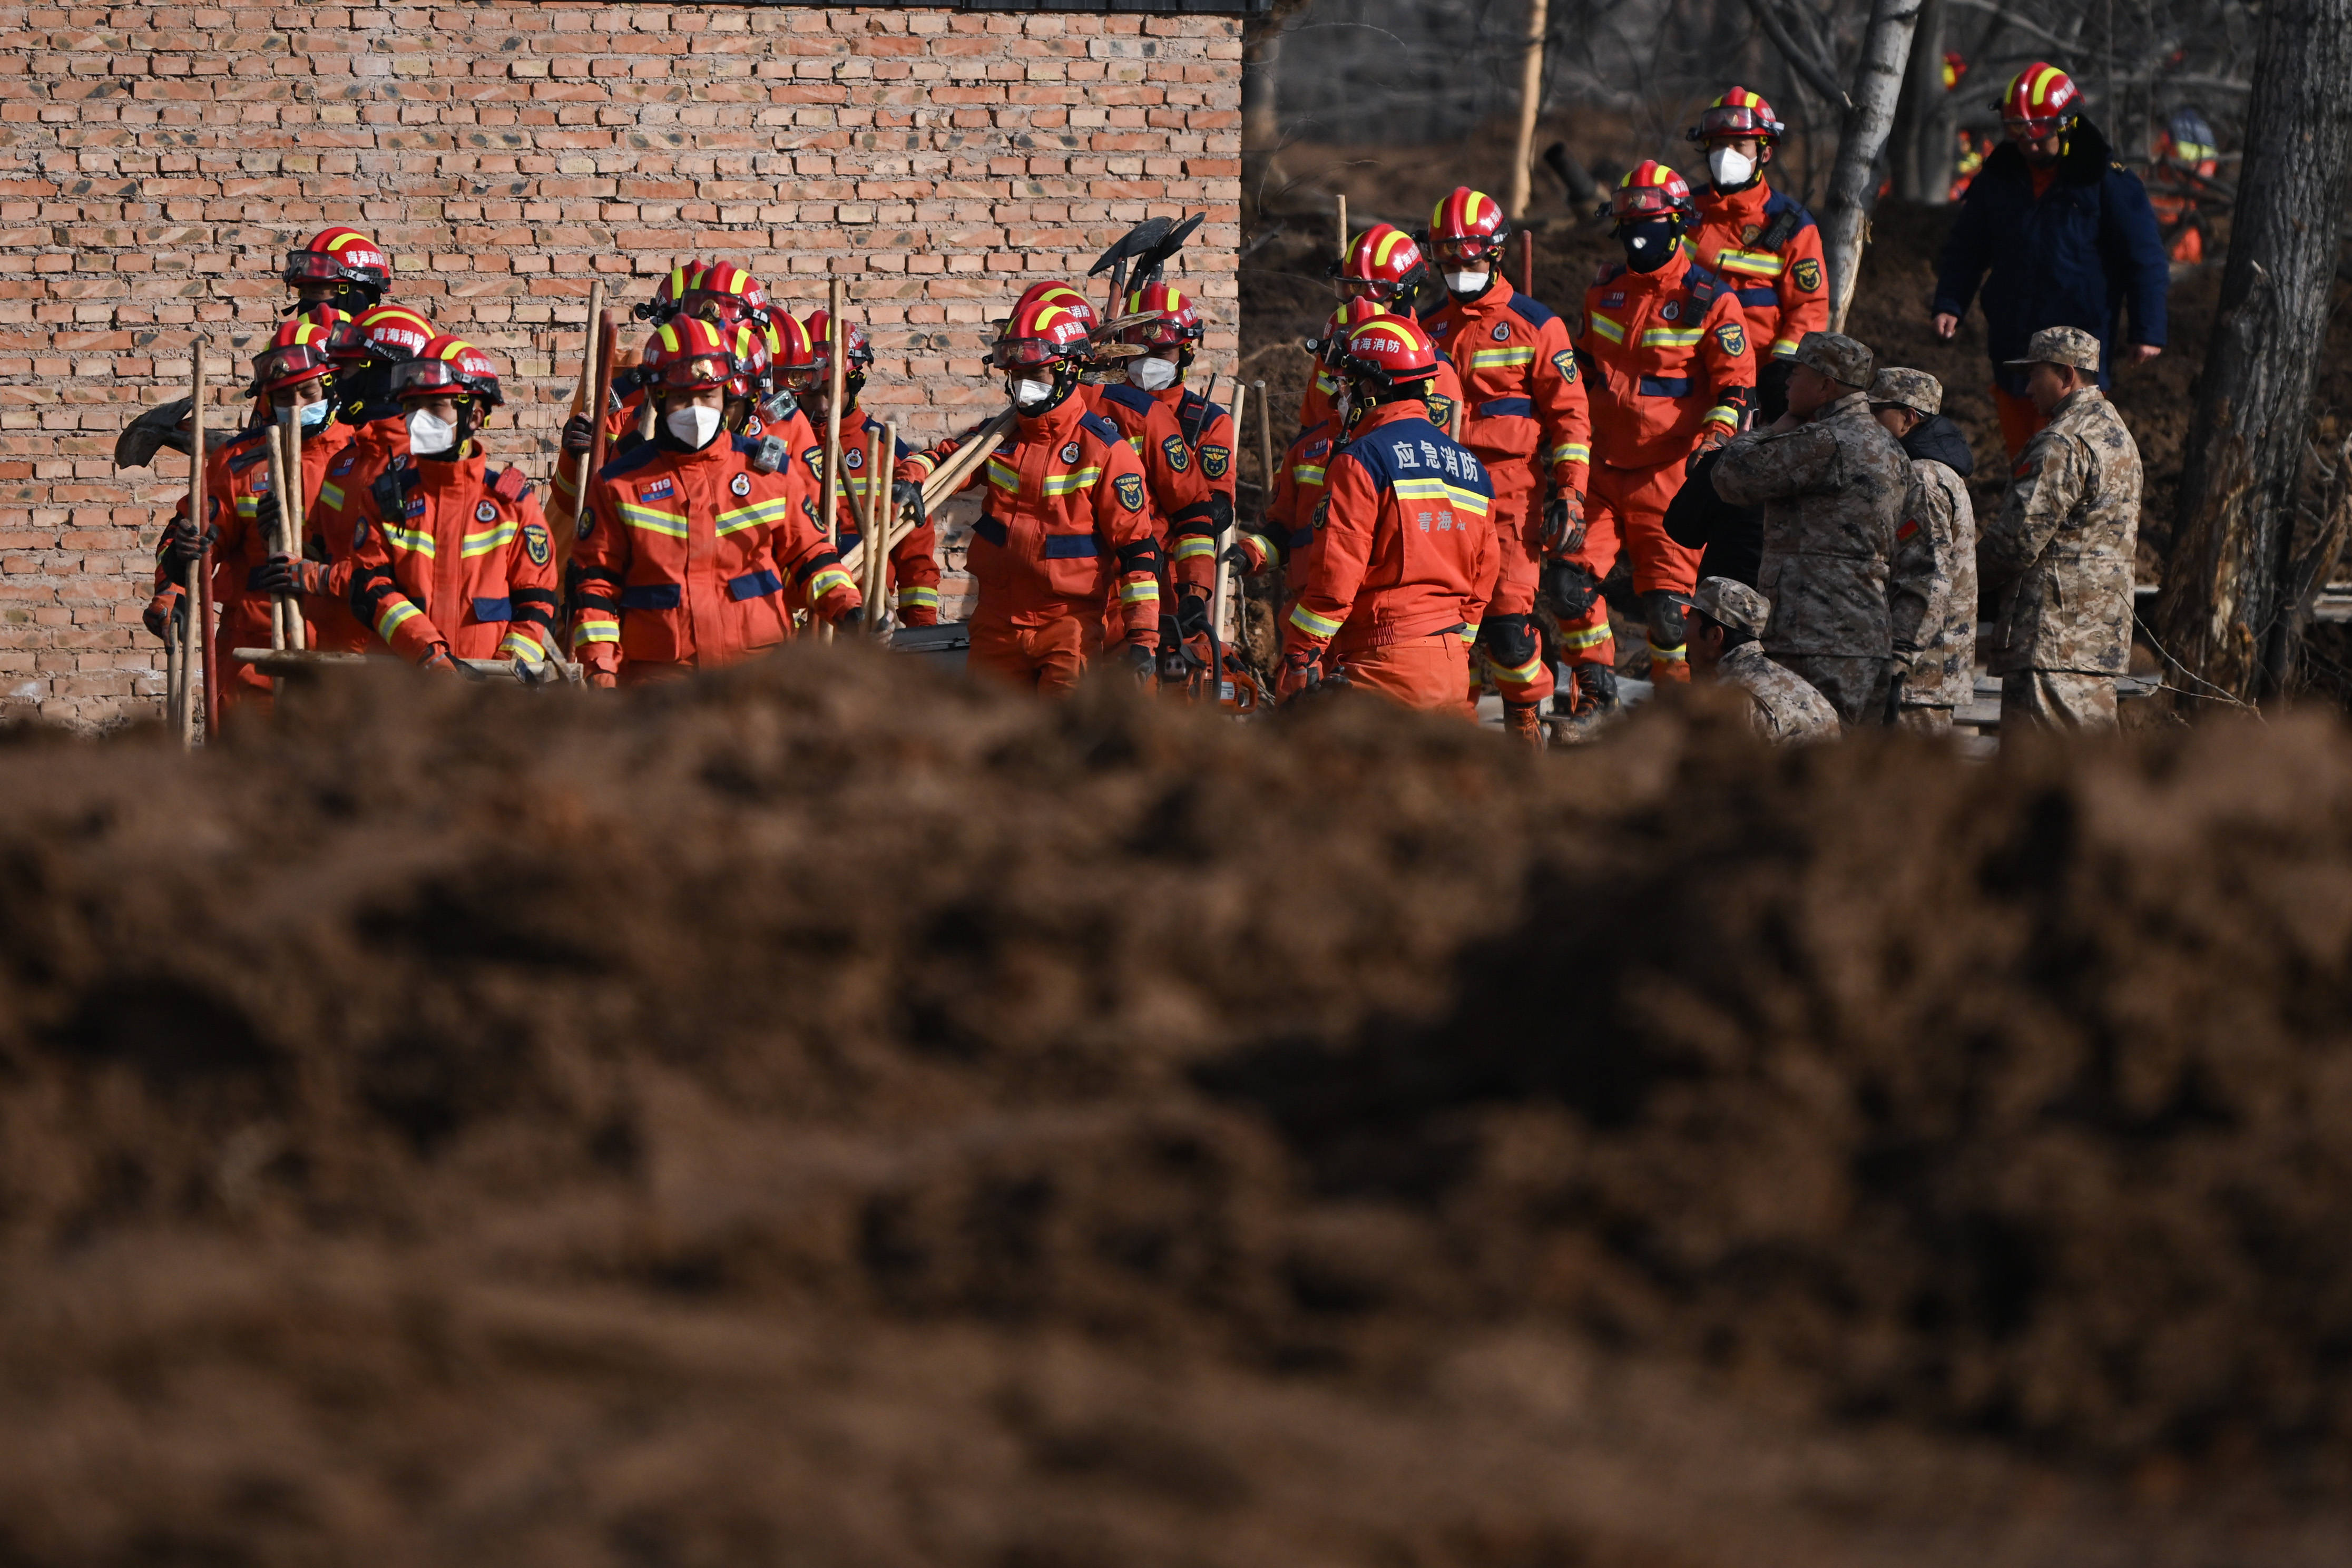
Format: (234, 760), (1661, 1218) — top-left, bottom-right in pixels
(1869, 367), (1978, 733)
(1979, 326), (2143, 732)
(1710, 331), (1913, 725)
(1687, 576), (1841, 742)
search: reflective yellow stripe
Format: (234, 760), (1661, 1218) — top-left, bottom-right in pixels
(1484, 646), (1546, 684)
(1550, 442), (1590, 466)
(1468, 346), (1535, 369)
(1172, 537), (1215, 561)
(1704, 404), (1740, 428)
(1459, 620), (1481, 646)
(376, 599), (420, 640)
(1295, 464), (1326, 485)
(1559, 620), (1612, 650)
(382, 523), (435, 557)
(806, 565), (855, 601)
(1716, 249), (1782, 278)
(462, 519), (517, 558)
(985, 457), (1020, 495)
(572, 613), (620, 648)
(899, 585), (939, 607)
(1289, 602), (1342, 638)
(1771, 338), (1801, 359)
(907, 452), (939, 476)
(1641, 327), (1704, 348)
(1647, 639), (1688, 664)
(1040, 465), (1101, 498)
(620, 501), (689, 538)
(1587, 315), (1625, 344)
(235, 494), (258, 518)
(1446, 485), (1489, 518)
(717, 496), (796, 536)
(1120, 578), (1161, 604)
(316, 482), (345, 513)
(1241, 531), (1275, 560)
(496, 626), (546, 661)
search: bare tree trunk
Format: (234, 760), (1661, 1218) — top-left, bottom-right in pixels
(2152, 0), (2352, 706)
(1240, 27), (1280, 224)
(1506, 0), (1550, 220)
(1820, 0), (1921, 330)
(1890, 0), (1947, 204)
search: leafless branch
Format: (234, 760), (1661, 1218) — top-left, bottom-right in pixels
(1740, 0), (1852, 109)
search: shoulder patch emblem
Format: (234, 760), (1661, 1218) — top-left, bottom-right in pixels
(1114, 472), (1145, 512)
(1311, 495), (1330, 531)
(1491, 322), (1510, 341)
(1551, 349), (1578, 385)
(1161, 435), (1190, 473)
(1062, 440), (1081, 463)
(523, 521), (551, 565)
(577, 507), (595, 541)
(1741, 222), (1762, 244)
(352, 516), (368, 548)
(845, 447), (863, 471)
(1201, 444), (1229, 481)
(1716, 321), (1747, 358)
(803, 449), (824, 478)
(476, 500), (499, 523)
(731, 472), (751, 497)
(1661, 301), (1680, 322)
(1791, 257), (1822, 293)
(1426, 394), (1454, 427)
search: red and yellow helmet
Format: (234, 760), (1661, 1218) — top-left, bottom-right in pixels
(1610, 160), (1698, 226)
(1942, 52), (1968, 92)
(250, 313), (356, 395)
(723, 322), (771, 399)
(638, 258), (707, 324)
(288, 305), (371, 369)
(1427, 187), (1510, 266)
(805, 308), (875, 377)
(1328, 222), (1430, 304)
(771, 313), (822, 393)
(388, 336), (503, 407)
(350, 303), (435, 366)
(1014, 280), (1099, 334)
(1307, 298), (1393, 370)
(281, 226), (390, 299)
(682, 263), (770, 330)
(991, 297), (1093, 370)
(1119, 280), (1204, 348)
(1338, 312), (1440, 391)
(638, 317), (736, 394)
(1689, 86), (1785, 145)
(1998, 62), (2080, 138)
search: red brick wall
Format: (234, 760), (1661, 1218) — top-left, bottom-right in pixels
(0, 2), (1242, 724)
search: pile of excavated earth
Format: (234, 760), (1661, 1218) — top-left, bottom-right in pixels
(3, 648), (2350, 1565)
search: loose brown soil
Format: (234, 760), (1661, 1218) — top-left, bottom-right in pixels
(3, 651), (2351, 1564)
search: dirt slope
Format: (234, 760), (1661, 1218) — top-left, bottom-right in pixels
(2, 652), (2351, 1564)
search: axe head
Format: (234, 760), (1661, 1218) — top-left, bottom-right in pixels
(1088, 215), (1175, 281)
(1128, 212), (1203, 288)
(114, 397), (196, 470)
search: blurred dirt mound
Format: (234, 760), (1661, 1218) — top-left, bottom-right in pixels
(2, 651), (2351, 1565)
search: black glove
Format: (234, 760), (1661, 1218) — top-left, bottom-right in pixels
(561, 414), (595, 458)
(142, 589), (180, 642)
(249, 554), (329, 597)
(250, 486), (281, 542)
(1175, 589), (1212, 641)
(1542, 494), (1586, 556)
(159, 516), (215, 579)
(1122, 641), (1158, 684)
(832, 605), (865, 633)
(891, 479), (925, 520)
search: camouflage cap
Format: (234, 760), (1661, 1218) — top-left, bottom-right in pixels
(1868, 366), (1943, 417)
(2004, 325), (2102, 371)
(1692, 575), (1772, 638)
(1794, 330), (1875, 389)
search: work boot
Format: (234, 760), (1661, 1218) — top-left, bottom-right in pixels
(1555, 663), (1618, 741)
(1503, 699), (1546, 751)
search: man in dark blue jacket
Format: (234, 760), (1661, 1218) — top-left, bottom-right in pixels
(1931, 62), (2168, 458)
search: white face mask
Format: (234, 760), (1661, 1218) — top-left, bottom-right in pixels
(1444, 269), (1489, 296)
(405, 408), (457, 454)
(286, 397), (330, 429)
(1010, 377), (1057, 411)
(1708, 146), (1756, 187)
(665, 403), (723, 449)
(1126, 356), (1179, 393)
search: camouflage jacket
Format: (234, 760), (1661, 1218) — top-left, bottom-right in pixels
(1889, 419), (1978, 708)
(1718, 642), (1843, 743)
(1979, 387), (2141, 675)
(1713, 391), (1913, 660)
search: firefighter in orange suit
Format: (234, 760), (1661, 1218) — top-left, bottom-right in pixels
(1236, 301), (1385, 604)
(1329, 224), (1467, 431)
(336, 337), (561, 672)
(1278, 313), (1498, 718)
(1558, 162), (1755, 719)
(1684, 87), (1828, 419)
(799, 308), (942, 626)
(568, 318), (859, 687)
(896, 298), (1161, 697)
(1102, 282), (1227, 637)
(1423, 186), (1587, 737)
(146, 315), (364, 712)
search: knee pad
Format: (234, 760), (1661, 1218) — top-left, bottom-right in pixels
(1542, 558), (1601, 620)
(1478, 612), (1539, 669)
(1642, 590), (1693, 649)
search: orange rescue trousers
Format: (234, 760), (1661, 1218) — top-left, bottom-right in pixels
(1556, 459), (1703, 680)
(1337, 631), (1474, 716)
(966, 614), (1100, 699)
